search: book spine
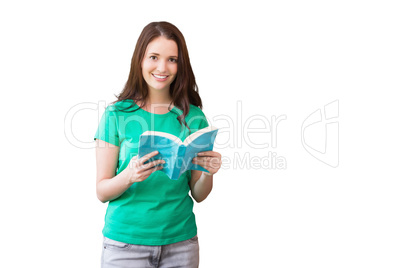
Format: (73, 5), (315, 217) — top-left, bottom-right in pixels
(171, 145), (186, 180)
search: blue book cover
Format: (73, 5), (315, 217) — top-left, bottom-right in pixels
(138, 126), (219, 180)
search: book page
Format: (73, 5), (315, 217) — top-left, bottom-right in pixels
(183, 126), (218, 146)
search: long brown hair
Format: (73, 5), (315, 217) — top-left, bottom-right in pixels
(112, 21), (203, 132)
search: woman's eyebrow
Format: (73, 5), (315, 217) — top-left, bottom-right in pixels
(149, 52), (178, 58)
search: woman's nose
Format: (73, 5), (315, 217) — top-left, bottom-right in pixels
(156, 60), (168, 72)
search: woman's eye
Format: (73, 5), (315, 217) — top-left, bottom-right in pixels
(169, 58), (177, 63)
(150, 56), (157, 60)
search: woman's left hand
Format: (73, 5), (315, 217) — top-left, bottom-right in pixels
(192, 151), (222, 175)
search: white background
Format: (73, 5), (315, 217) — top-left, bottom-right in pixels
(1, 0), (401, 267)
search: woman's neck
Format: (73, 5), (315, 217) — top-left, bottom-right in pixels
(139, 90), (173, 114)
(147, 88), (172, 104)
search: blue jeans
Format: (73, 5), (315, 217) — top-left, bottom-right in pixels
(101, 235), (199, 268)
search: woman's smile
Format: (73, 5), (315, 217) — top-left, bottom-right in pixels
(152, 73), (169, 81)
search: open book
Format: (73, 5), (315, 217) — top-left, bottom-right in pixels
(138, 126), (219, 180)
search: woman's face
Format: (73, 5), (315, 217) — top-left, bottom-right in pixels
(141, 36), (178, 95)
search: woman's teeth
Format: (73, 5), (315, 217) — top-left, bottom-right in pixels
(153, 74), (168, 79)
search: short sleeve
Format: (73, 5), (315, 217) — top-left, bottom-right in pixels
(187, 106), (209, 133)
(94, 105), (120, 146)
(198, 113), (209, 129)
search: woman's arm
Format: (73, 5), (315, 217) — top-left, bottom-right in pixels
(95, 139), (164, 203)
(189, 151), (222, 203)
(95, 139), (132, 203)
(190, 170), (213, 203)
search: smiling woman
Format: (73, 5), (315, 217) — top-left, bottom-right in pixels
(94, 21), (222, 268)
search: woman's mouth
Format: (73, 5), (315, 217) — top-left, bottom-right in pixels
(152, 73), (169, 81)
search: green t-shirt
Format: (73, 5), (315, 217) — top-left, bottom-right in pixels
(94, 99), (209, 245)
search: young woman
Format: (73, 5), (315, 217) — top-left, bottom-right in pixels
(94, 21), (222, 268)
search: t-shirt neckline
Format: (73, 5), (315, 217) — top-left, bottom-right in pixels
(129, 99), (182, 117)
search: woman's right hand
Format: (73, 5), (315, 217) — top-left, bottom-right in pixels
(124, 151), (165, 184)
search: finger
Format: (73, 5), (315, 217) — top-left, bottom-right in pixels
(193, 160), (207, 170)
(200, 161), (220, 174)
(141, 164), (163, 177)
(208, 158), (222, 169)
(141, 159), (165, 171)
(193, 158), (213, 169)
(193, 156), (214, 164)
(193, 157), (221, 169)
(192, 157), (207, 165)
(197, 151), (221, 157)
(196, 165), (215, 175)
(138, 151), (159, 165)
